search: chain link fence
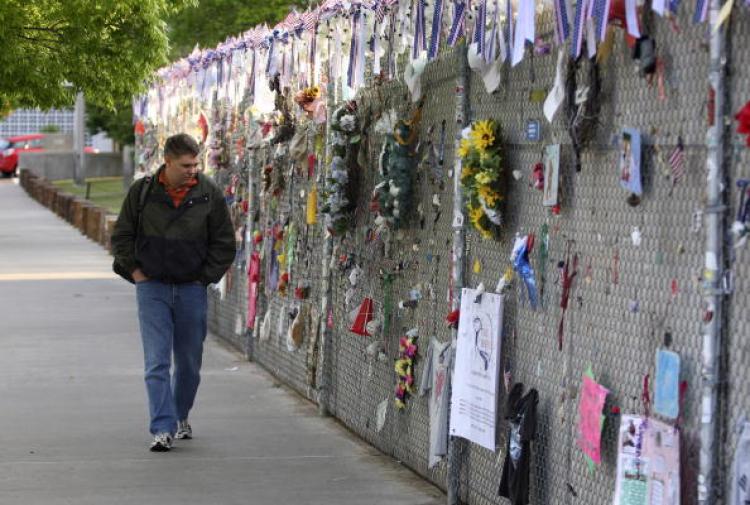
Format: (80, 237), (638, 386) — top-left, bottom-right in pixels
(201, 8), (750, 505)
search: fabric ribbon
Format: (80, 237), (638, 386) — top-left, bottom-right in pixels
(554, 0), (571, 44)
(347, 12), (359, 87)
(447, 1), (467, 47)
(474, 0), (487, 56)
(570, 0), (590, 58)
(413, 0), (428, 59)
(593, 0), (611, 40)
(693, 0), (709, 23)
(505, 0), (514, 61)
(428, 0), (445, 59)
(484, 0), (498, 63)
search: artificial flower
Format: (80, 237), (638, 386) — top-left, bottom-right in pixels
(339, 114), (357, 132)
(458, 138), (473, 158)
(478, 186), (502, 207)
(470, 120), (496, 152)
(475, 171), (495, 185)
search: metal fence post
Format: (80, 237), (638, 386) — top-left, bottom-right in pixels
(447, 43), (470, 505)
(245, 148), (259, 362)
(698, 1), (728, 503)
(317, 55), (337, 417)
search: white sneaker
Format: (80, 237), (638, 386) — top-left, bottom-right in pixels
(149, 432), (173, 452)
(175, 420), (192, 440)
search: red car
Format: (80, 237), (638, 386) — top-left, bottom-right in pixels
(0, 134), (45, 177)
(0, 133), (96, 177)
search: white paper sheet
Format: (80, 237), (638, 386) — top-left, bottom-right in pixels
(543, 50), (566, 123)
(448, 288), (504, 451)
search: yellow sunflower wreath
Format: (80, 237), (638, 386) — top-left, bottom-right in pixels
(459, 120), (504, 239)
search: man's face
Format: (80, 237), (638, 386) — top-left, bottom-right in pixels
(165, 153), (200, 186)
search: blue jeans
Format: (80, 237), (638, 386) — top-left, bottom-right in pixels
(136, 280), (207, 435)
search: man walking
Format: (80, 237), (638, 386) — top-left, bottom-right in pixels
(112, 133), (236, 451)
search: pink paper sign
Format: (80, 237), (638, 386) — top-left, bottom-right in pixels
(577, 375), (609, 464)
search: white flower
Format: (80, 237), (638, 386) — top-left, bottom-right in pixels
(339, 114), (357, 132)
(374, 109), (398, 135)
(332, 132), (347, 146)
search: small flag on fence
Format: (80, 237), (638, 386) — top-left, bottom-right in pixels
(669, 137), (685, 188)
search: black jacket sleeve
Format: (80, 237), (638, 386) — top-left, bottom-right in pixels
(110, 179), (144, 283)
(199, 185), (237, 285)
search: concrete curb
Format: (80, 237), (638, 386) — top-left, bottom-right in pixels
(19, 168), (116, 251)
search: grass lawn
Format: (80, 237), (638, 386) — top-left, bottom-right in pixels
(53, 176), (126, 214)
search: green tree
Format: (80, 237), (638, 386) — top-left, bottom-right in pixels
(86, 99), (135, 147)
(167, 0), (303, 59)
(83, 0), (301, 146)
(0, 0), (193, 110)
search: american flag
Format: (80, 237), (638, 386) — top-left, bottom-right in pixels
(670, 137), (686, 186)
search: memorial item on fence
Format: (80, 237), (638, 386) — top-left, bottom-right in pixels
(394, 328), (419, 409)
(247, 251), (261, 330)
(349, 297), (375, 336)
(321, 102), (360, 236)
(732, 179), (750, 249)
(498, 383), (539, 505)
(619, 128), (643, 204)
(449, 287), (504, 450)
(418, 338), (454, 468)
(613, 415), (680, 505)
(510, 234), (539, 309)
(731, 421), (750, 505)
(459, 120), (505, 240)
(654, 349), (680, 420)
(371, 102), (423, 231)
(565, 56), (601, 172)
(542, 144), (560, 207)
(287, 304), (308, 351)
(577, 369), (608, 466)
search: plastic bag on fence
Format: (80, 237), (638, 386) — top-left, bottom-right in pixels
(287, 304), (308, 351)
(259, 310), (272, 342)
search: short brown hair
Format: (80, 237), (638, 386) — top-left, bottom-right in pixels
(164, 133), (200, 159)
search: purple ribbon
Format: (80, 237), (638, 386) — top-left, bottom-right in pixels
(447, 1), (466, 47)
(473, 0), (487, 55)
(593, 0), (610, 40)
(570, 0), (587, 57)
(428, 0), (444, 59)
(484, 0), (498, 62)
(505, 0), (513, 60)
(554, 0), (570, 44)
(347, 9), (360, 87)
(693, 0), (708, 23)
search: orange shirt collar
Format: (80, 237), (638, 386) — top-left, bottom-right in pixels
(158, 169), (198, 208)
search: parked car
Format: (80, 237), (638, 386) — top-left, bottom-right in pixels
(0, 133), (97, 177)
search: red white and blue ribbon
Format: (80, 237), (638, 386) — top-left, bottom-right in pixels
(484, 0), (499, 63)
(592, 0), (610, 40)
(347, 12), (359, 86)
(693, 0), (709, 23)
(447, 1), (467, 47)
(474, 0), (487, 55)
(570, 0), (589, 57)
(428, 0), (445, 59)
(553, 0), (570, 44)
(412, 0), (428, 59)
(505, 0), (514, 61)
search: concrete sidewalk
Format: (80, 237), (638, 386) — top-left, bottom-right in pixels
(0, 179), (444, 505)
